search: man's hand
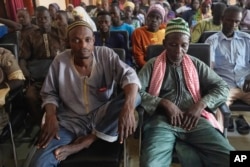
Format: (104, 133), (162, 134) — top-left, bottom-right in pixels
(37, 111), (60, 149)
(118, 83), (139, 144)
(243, 79), (250, 92)
(159, 99), (183, 127)
(118, 104), (136, 144)
(182, 101), (205, 130)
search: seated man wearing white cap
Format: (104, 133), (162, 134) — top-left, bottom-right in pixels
(28, 20), (141, 167)
(138, 17), (234, 167)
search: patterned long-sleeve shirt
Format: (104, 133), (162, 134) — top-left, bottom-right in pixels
(19, 27), (65, 81)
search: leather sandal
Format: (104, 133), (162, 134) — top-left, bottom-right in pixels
(235, 115), (250, 135)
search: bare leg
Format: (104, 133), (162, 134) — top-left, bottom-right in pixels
(54, 134), (97, 161)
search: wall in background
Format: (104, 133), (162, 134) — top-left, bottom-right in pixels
(35, 0), (66, 10)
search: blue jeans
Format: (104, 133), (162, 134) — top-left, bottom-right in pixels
(29, 93), (141, 167)
(140, 115), (234, 167)
(29, 127), (75, 167)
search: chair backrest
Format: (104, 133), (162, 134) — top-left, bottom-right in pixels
(112, 48), (126, 62)
(110, 30), (130, 48)
(0, 31), (20, 57)
(110, 30), (130, 49)
(241, 29), (250, 34)
(0, 43), (18, 60)
(86, 5), (96, 13)
(198, 31), (218, 43)
(146, 43), (211, 66)
(94, 31), (130, 50)
(198, 30), (250, 43)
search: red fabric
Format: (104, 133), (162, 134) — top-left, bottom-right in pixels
(23, 0), (34, 16)
(6, 0), (24, 21)
(71, 0), (81, 7)
(148, 50), (167, 96)
(149, 51), (223, 132)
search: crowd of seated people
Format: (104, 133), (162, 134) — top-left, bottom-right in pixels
(1, 0), (250, 166)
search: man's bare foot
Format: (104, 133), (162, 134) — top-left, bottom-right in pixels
(54, 134), (97, 161)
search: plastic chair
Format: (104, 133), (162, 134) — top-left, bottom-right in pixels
(198, 31), (218, 43)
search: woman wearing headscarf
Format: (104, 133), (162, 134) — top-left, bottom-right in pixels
(123, 1), (141, 28)
(66, 4), (75, 23)
(49, 3), (60, 28)
(190, 0), (212, 29)
(73, 6), (97, 31)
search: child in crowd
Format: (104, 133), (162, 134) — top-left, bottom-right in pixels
(240, 0), (250, 30)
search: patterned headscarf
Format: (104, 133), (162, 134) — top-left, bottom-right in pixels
(72, 6), (97, 31)
(124, 1), (135, 10)
(147, 4), (165, 22)
(165, 17), (190, 37)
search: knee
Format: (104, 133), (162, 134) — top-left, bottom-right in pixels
(26, 86), (40, 101)
(29, 152), (58, 167)
(140, 152), (172, 167)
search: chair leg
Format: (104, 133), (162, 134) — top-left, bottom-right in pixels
(224, 128), (228, 138)
(139, 126), (142, 157)
(8, 121), (18, 167)
(22, 142), (37, 167)
(6, 102), (18, 167)
(123, 139), (127, 167)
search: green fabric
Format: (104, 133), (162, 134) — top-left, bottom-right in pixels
(191, 18), (222, 43)
(138, 54), (232, 167)
(165, 17), (190, 36)
(138, 55), (229, 116)
(140, 115), (234, 167)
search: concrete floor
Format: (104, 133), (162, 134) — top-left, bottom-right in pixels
(0, 111), (250, 167)
(124, 111), (250, 167)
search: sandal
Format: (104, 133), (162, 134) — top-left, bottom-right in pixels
(235, 115), (250, 135)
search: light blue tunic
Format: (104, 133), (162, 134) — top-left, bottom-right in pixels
(205, 31), (250, 89)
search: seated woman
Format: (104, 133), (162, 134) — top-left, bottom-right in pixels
(123, 1), (141, 29)
(48, 3), (60, 28)
(187, 0), (212, 29)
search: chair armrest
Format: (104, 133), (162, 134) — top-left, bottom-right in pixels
(134, 105), (145, 139)
(5, 87), (23, 114)
(219, 102), (231, 129)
